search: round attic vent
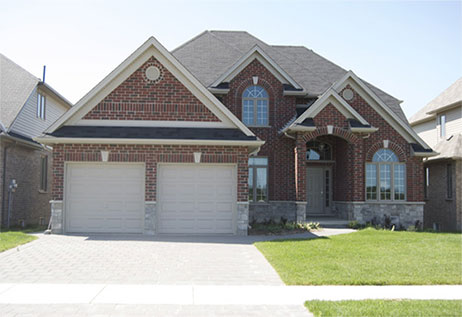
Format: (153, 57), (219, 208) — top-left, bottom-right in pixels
(145, 66), (160, 81)
(342, 89), (354, 101)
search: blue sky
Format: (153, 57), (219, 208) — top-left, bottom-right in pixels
(1, 0), (460, 119)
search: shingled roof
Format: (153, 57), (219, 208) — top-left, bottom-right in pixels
(0, 53), (39, 129)
(172, 30), (407, 122)
(409, 77), (462, 125)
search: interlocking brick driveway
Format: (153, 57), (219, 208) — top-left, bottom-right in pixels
(0, 234), (284, 285)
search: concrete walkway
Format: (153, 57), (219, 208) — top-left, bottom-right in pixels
(0, 284), (460, 305)
(0, 284), (461, 316)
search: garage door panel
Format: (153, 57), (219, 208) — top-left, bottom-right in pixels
(158, 165), (236, 234)
(66, 164), (144, 233)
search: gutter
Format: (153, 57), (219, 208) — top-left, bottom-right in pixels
(34, 136), (264, 146)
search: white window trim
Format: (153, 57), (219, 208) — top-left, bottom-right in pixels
(248, 157), (268, 203)
(365, 158), (407, 202)
(242, 86), (269, 127)
(37, 92), (46, 120)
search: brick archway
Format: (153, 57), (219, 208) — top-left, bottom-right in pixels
(365, 141), (407, 162)
(301, 126), (360, 144)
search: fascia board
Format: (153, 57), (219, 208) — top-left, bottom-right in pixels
(211, 46), (302, 89)
(334, 71), (433, 150)
(34, 136), (265, 147)
(45, 37), (256, 138)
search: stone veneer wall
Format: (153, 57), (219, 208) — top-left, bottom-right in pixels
(249, 201), (297, 224)
(335, 201), (424, 229)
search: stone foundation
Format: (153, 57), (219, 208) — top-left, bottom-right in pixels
(144, 201), (156, 235)
(237, 202), (249, 235)
(249, 201), (297, 224)
(49, 200), (63, 234)
(335, 201), (424, 229)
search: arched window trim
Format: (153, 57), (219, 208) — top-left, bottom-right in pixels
(306, 140), (333, 161)
(366, 149), (406, 201)
(242, 86), (269, 126)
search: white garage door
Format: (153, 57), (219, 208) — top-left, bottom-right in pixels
(65, 163), (145, 233)
(158, 164), (236, 234)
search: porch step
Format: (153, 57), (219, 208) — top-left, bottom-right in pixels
(306, 217), (350, 229)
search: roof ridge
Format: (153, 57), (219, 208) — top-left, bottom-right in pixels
(207, 31), (246, 54)
(271, 46), (335, 88)
(171, 30), (209, 53)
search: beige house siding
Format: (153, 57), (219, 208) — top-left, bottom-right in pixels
(443, 105), (462, 139)
(413, 119), (438, 148)
(9, 87), (69, 138)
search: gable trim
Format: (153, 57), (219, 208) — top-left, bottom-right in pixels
(44, 37), (256, 138)
(333, 71), (432, 150)
(210, 45), (302, 90)
(290, 87), (370, 128)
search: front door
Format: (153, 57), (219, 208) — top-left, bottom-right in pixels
(306, 166), (331, 214)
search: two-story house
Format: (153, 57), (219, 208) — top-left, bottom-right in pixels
(410, 77), (462, 232)
(37, 32), (434, 235)
(0, 54), (72, 228)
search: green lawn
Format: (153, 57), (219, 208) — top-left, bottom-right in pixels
(0, 231), (37, 252)
(305, 300), (462, 317)
(255, 228), (462, 285)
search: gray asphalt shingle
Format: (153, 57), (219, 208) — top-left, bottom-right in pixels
(172, 30), (407, 122)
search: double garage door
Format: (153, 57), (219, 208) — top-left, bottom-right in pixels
(65, 163), (236, 234)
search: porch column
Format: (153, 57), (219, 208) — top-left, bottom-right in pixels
(351, 140), (365, 201)
(295, 133), (307, 222)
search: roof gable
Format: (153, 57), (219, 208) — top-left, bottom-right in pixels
(173, 30), (406, 121)
(45, 36), (255, 137)
(291, 87), (370, 128)
(333, 71), (431, 150)
(410, 77), (462, 125)
(210, 45), (302, 90)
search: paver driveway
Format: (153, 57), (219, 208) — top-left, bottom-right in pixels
(0, 234), (284, 285)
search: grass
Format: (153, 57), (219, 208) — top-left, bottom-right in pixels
(0, 230), (38, 252)
(305, 300), (462, 317)
(255, 228), (462, 285)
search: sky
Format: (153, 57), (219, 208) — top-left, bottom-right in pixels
(0, 0), (461, 119)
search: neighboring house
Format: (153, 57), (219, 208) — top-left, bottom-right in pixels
(409, 77), (462, 232)
(0, 54), (72, 228)
(37, 31), (433, 236)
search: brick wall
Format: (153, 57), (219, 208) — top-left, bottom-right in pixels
(222, 59), (297, 201)
(84, 57), (219, 122)
(424, 159), (460, 232)
(52, 144), (248, 202)
(219, 60), (424, 204)
(1, 142), (52, 227)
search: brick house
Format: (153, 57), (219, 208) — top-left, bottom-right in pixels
(410, 77), (462, 232)
(0, 54), (72, 228)
(37, 32), (434, 235)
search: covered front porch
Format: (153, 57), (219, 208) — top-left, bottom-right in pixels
(295, 126), (365, 222)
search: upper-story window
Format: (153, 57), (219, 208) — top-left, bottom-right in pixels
(242, 86), (268, 126)
(439, 114), (446, 138)
(366, 149), (406, 201)
(37, 92), (46, 120)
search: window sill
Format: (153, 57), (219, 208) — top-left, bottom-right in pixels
(445, 198), (453, 201)
(249, 201), (270, 206)
(246, 125), (271, 128)
(38, 190), (48, 194)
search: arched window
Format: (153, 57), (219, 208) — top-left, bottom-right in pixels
(306, 141), (332, 161)
(366, 149), (405, 201)
(242, 86), (268, 126)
